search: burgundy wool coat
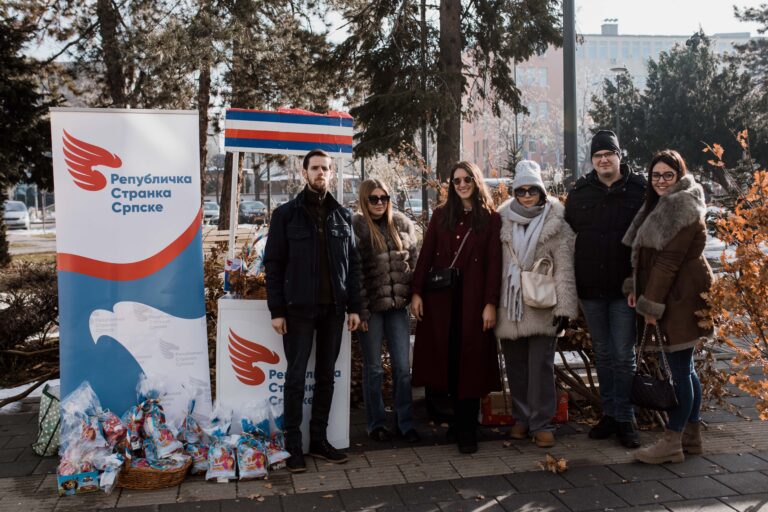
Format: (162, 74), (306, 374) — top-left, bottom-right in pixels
(411, 207), (503, 399)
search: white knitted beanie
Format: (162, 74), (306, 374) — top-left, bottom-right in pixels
(512, 160), (546, 192)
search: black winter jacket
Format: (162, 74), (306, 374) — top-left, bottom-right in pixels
(264, 188), (362, 319)
(564, 164), (646, 299)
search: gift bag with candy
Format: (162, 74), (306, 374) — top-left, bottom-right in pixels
(240, 401), (270, 439)
(267, 403), (290, 468)
(179, 397), (205, 445)
(99, 411), (127, 450)
(57, 382), (119, 496)
(178, 394), (209, 475)
(236, 434), (268, 480)
(122, 404), (144, 453)
(185, 443), (209, 475)
(133, 375), (183, 460)
(204, 407), (236, 482)
(206, 434), (237, 481)
(59, 382), (108, 453)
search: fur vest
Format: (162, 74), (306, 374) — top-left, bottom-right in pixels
(495, 197), (579, 340)
(622, 174), (714, 350)
(352, 211), (418, 321)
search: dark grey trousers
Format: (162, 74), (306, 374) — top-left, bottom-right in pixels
(500, 335), (557, 433)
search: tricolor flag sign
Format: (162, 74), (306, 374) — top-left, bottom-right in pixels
(224, 108), (353, 158)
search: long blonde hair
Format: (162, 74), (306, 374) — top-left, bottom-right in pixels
(358, 179), (403, 253)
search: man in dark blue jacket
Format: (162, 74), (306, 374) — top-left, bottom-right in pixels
(565, 131), (646, 449)
(264, 149), (362, 473)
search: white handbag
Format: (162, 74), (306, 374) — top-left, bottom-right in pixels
(521, 258), (557, 309)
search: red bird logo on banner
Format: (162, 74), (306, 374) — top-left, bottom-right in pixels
(62, 130), (122, 191)
(228, 328), (280, 386)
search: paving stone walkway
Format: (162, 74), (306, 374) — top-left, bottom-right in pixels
(1, 391), (767, 511)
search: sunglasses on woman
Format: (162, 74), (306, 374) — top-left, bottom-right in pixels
(451, 176), (474, 185)
(368, 195), (390, 205)
(514, 187), (541, 197)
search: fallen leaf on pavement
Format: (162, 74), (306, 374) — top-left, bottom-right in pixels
(541, 453), (568, 473)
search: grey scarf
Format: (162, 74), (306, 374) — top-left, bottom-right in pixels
(504, 199), (551, 321)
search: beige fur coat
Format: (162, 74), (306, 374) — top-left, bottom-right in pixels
(495, 197), (578, 340)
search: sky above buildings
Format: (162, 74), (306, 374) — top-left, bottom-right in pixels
(576, 0), (766, 37)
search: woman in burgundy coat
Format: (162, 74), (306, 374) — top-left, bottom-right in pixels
(411, 161), (503, 454)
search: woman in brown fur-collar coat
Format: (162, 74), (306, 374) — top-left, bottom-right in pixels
(352, 179), (420, 444)
(622, 150), (714, 465)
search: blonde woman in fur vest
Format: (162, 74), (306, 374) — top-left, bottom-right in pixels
(496, 160), (578, 448)
(623, 150), (714, 464)
(352, 179), (421, 444)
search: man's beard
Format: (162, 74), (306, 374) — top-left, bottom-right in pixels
(308, 178), (328, 194)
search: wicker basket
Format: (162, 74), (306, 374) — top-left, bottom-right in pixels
(117, 458), (191, 490)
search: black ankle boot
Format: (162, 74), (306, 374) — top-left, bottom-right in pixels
(616, 421), (641, 449)
(286, 446), (306, 473)
(457, 430), (478, 454)
(589, 415), (617, 440)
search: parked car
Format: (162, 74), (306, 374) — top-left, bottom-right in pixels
(403, 198), (426, 216)
(484, 178), (514, 191)
(203, 201), (220, 224)
(239, 200), (267, 225)
(3, 200), (30, 230)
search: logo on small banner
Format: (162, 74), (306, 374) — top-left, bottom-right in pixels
(228, 328), (280, 386)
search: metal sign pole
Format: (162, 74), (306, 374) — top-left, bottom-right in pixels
(228, 151), (240, 259)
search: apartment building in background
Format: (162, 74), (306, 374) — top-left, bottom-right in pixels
(462, 20), (755, 178)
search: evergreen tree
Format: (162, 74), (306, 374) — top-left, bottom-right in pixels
(732, 4), (768, 166)
(589, 31), (755, 191)
(335, 0), (562, 181)
(0, 10), (59, 265)
(215, 0), (343, 228)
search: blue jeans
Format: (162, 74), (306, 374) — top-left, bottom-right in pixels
(358, 308), (414, 433)
(666, 348), (702, 432)
(580, 298), (637, 422)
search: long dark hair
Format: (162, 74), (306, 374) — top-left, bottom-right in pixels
(439, 161), (495, 232)
(643, 149), (688, 214)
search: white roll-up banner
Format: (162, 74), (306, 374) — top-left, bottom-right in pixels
(51, 108), (212, 422)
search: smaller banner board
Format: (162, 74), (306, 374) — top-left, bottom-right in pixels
(216, 298), (351, 451)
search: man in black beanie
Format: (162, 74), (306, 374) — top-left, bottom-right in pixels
(565, 130), (646, 448)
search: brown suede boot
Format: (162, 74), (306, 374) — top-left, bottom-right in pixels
(682, 421), (703, 455)
(635, 430), (684, 464)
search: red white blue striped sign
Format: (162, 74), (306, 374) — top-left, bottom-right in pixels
(224, 108), (353, 158)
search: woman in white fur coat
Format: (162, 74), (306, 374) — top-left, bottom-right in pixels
(496, 160), (578, 448)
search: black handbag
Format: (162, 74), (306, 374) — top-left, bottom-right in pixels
(630, 324), (679, 412)
(424, 228), (472, 291)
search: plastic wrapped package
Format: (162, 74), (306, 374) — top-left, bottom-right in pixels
(205, 434), (237, 481)
(59, 382), (106, 453)
(185, 443), (209, 475)
(179, 398), (205, 445)
(236, 434), (268, 480)
(91, 453), (124, 494)
(122, 404), (145, 453)
(141, 401), (182, 459)
(98, 411), (126, 449)
(267, 403), (290, 467)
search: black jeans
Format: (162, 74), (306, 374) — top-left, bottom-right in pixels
(282, 304), (345, 447)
